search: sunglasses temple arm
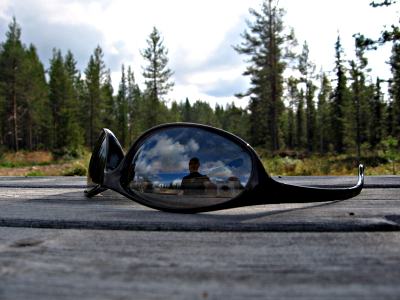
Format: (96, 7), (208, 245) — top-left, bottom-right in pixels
(84, 185), (108, 198)
(273, 164), (364, 203)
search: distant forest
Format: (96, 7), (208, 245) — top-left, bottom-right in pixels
(0, 0), (399, 160)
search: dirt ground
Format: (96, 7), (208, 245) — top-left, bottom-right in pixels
(0, 162), (79, 176)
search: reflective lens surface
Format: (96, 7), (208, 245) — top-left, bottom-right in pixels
(125, 127), (253, 209)
(106, 131), (124, 171)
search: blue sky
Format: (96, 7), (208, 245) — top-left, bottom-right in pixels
(0, 0), (398, 108)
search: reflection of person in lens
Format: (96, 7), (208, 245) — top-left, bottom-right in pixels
(179, 157), (215, 195)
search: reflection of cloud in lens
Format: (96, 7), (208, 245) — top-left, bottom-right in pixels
(137, 134), (200, 174)
(202, 160), (234, 177)
(172, 178), (182, 186)
(185, 138), (200, 153)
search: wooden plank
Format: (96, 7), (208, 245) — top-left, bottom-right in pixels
(0, 176), (399, 231)
(0, 227), (399, 300)
(0, 176), (399, 299)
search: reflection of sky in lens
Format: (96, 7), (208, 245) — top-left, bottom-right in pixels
(136, 133), (199, 173)
(132, 128), (252, 186)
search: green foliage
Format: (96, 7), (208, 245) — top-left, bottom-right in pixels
(234, 0), (297, 151)
(0, 17), (46, 152)
(331, 35), (348, 154)
(141, 27), (174, 128)
(26, 172), (45, 176)
(83, 45), (109, 150)
(261, 153), (390, 176)
(0, 147), (8, 166)
(62, 163), (87, 176)
(380, 136), (399, 174)
(52, 145), (86, 161)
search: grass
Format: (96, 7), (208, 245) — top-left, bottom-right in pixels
(258, 153), (399, 176)
(0, 150), (90, 176)
(0, 151), (54, 167)
(0, 149), (399, 176)
(61, 163), (87, 176)
(26, 172), (46, 176)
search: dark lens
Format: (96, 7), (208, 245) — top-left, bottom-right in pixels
(106, 131), (124, 171)
(124, 127), (252, 209)
(86, 131), (107, 192)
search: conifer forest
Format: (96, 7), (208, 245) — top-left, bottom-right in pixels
(0, 0), (399, 167)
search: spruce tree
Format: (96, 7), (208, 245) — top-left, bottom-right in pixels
(0, 17), (27, 152)
(126, 66), (143, 141)
(116, 64), (129, 148)
(369, 78), (385, 148)
(348, 34), (371, 158)
(49, 49), (70, 146)
(141, 27), (174, 127)
(388, 42), (400, 140)
(182, 98), (192, 122)
(317, 72), (333, 154)
(24, 44), (50, 151)
(284, 76), (299, 150)
(48, 48), (84, 157)
(168, 100), (182, 123)
(331, 35), (348, 154)
(84, 45), (107, 150)
(102, 70), (115, 133)
(234, 0), (296, 151)
(370, 1), (400, 43)
(298, 41), (317, 152)
(296, 88), (306, 150)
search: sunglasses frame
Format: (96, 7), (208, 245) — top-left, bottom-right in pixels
(85, 123), (364, 213)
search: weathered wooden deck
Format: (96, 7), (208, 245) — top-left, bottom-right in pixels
(0, 175), (399, 299)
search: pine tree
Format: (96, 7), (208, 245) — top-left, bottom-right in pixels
(84, 45), (107, 150)
(116, 64), (129, 148)
(298, 41), (317, 152)
(317, 72), (332, 154)
(48, 49), (71, 146)
(48, 48), (84, 157)
(24, 44), (50, 151)
(369, 78), (385, 148)
(191, 100), (220, 127)
(331, 35), (348, 154)
(223, 102), (248, 140)
(284, 76), (299, 150)
(168, 100), (182, 123)
(102, 70), (115, 133)
(126, 66), (143, 142)
(181, 98), (192, 122)
(141, 27), (174, 127)
(234, 0), (297, 151)
(370, 1), (400, 43)
(64, 50), (83, 123)
(296, 88), (306, 150)
(348, 34), (371, 158)
(388, 42), (400, 140)
(0, 17), (27, 152)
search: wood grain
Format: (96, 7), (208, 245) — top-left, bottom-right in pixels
(0, 176), (399, 299)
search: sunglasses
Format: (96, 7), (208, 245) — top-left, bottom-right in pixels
(85, 123), (364, 213)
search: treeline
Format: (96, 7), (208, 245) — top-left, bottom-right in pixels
(1, 0), (400, 160)
(0, 18), (248, 158)
(234, 0), (400, 157)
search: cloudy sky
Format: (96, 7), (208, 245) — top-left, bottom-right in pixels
(0, 0), (398, 108)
